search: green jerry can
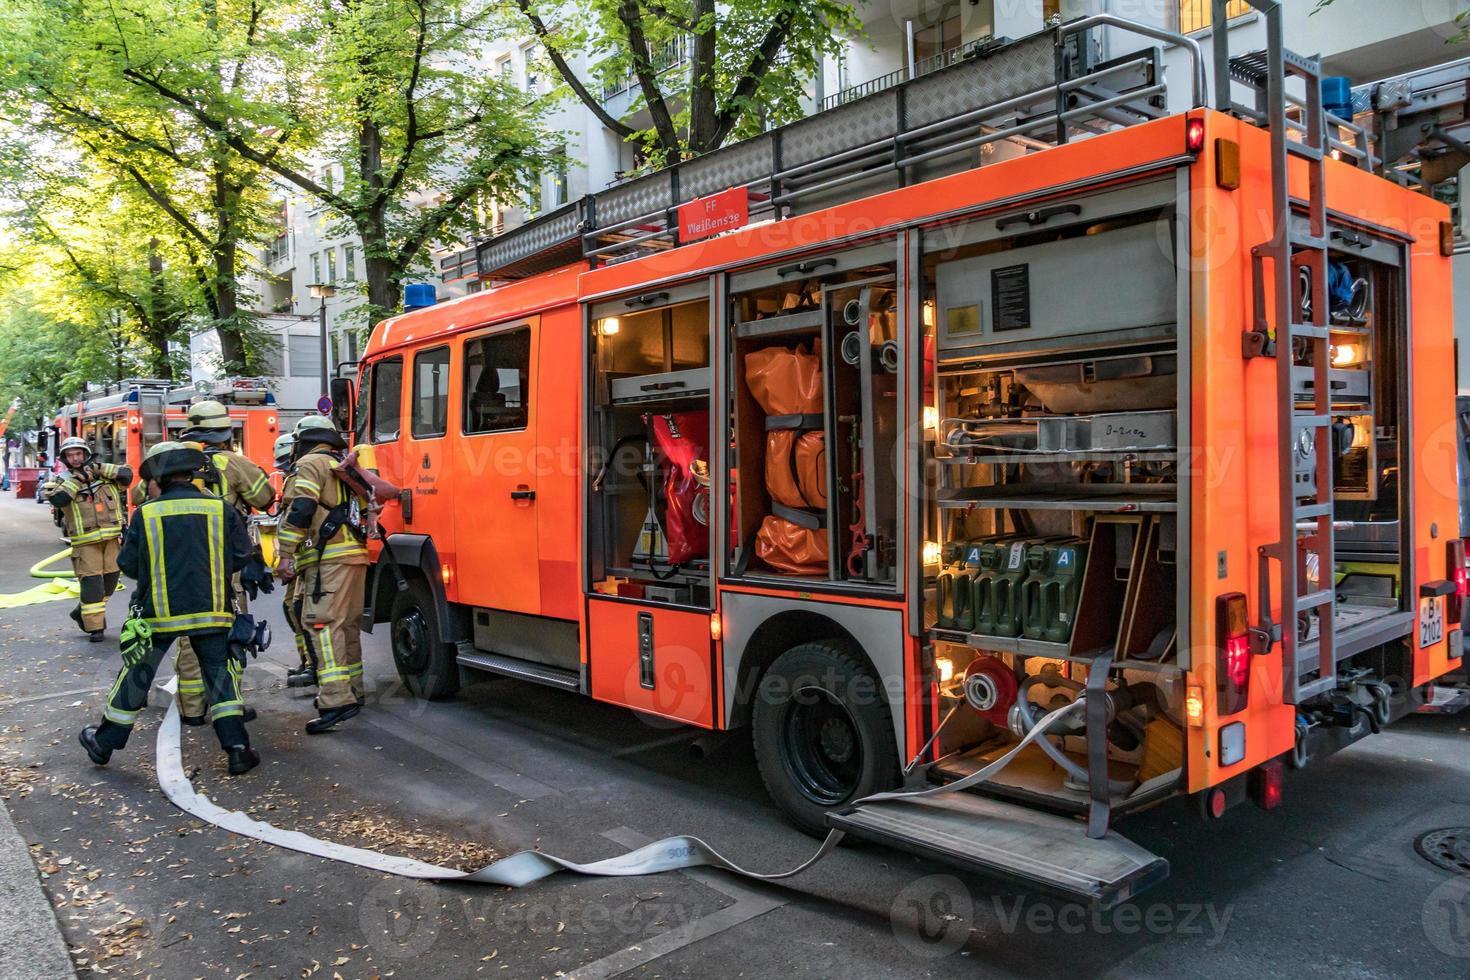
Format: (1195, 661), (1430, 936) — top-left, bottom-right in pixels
(990, 538), (1035, 638)
(1022, 539), (1089, 642)
(934, 541), (969, 629)
(970, 537), (1016, 636)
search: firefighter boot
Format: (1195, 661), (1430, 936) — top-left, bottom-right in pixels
(225, 745), (260, 776)
(286, 666), (317, 688)
(305, 703), (360, 734)
(78, 726), (111, 766)
(90, 630), (105, 643)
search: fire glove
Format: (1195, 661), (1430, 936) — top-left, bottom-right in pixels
(240, 556), (274, 599)
(118, 610), (153, 669)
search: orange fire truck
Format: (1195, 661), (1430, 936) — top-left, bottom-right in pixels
(47, 378), (284, 488)
(339, 8), (1462, 906)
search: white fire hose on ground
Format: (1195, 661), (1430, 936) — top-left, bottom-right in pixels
(154, 680), (1086, 887)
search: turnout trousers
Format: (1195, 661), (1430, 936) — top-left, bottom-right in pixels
(283, 575), (317, 672)
(72, 539), (120, 632)
(300, 561), (366, 710)
(96, 630), (247, 752)
(173, 573), (248, 719)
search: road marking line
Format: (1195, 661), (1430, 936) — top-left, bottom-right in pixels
(0, 685), (103, 709)
(563, 827), (787, 980)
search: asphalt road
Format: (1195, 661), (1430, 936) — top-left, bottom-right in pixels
(0, 490), (1468, 979)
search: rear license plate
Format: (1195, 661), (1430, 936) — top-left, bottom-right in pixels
(1419, 596), (1444, 648)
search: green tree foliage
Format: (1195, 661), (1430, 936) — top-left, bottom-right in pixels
(516, 0), (859, 164)
(122, 0), (556, 319)
(0, 0), (282, 374)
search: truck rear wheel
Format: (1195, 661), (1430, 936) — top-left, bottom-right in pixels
(390, 579), (460, 701)
(752, 641), (900, 836)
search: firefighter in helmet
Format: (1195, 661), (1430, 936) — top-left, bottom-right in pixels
(44, 436), (131, 641)
(79, 442), (267, 775)
(161, 400), (275, 724)
(276, 416), (370, 733)
(272, 431), (319, 688)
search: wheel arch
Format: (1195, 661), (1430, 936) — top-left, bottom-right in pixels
(720, 593), (907, 767)
(364, 533), (471, 643)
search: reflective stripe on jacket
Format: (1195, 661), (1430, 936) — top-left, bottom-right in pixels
(117, 484), (253, 634)
(46, 463), (129, 542)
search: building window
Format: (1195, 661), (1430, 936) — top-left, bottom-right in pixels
(310, 252), (321, 284)
(552, 150), (569, 208)
(523, 44), (542, 94)
(288, 333), (322, 379)
(496, 55), (513, 85)
(370, 356), (404, 442)
(411, 345), (450, 439)
(464, 327), (530, 434)
(258, 339), (285, 377)
(344, 244), (357, 283)
(911, 4), (961, 70)
(525, 177), (542, 217)
(1177, 0), (1250, 34)
(325, 247), (338, 285)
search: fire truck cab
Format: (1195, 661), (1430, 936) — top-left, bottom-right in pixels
(347, 8), (1462, 907)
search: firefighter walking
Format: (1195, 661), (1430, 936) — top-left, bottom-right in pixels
(276, 417), (370, 733)
(78, 442), (267, 775)
(171, 400), (274, 725)
(44, 437), (130, 641)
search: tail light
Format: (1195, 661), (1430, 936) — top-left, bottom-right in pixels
(1186, 116), (1207, 154)
(1250, 759), (1285, 811)
(1217, 592), (1251, 715)
(1449, 539), (1467, 627)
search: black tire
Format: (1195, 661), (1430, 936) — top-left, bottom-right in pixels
(751, 640), (901, 836)
(390, 578), (460, 701)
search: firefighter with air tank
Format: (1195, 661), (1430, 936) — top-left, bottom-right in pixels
(44, 437), (130, 641)
(275, 416), (372, 733)
(272, 430), (321, 689)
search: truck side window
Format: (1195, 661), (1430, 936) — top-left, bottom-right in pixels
(463, 328), (530, 433)
(371, 356), (404, 442)
(411, 346), (450, 439)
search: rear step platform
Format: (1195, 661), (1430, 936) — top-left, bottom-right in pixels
(828, 793), (1167, 910)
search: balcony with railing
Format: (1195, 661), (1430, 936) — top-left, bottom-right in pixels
(601, 35), (692, 103)
(264, 233), (291, 270)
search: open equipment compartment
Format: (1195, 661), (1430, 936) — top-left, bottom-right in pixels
(724, 242), (903, 587)
(919, 176), (1189, 814)
(586, 281), (715, 608)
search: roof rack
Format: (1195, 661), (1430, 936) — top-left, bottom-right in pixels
(476, 15), (1208, 280)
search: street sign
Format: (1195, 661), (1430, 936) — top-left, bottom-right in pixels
(677, 187), (749, 243)
(317, 395), (333, 415)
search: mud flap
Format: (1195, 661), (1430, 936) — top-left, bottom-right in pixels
(826, 793), (1168, 910)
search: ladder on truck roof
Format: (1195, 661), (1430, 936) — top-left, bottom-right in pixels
(1221, 1), (1339, 702)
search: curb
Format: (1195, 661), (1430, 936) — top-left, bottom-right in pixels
(0, 799), (76, 979)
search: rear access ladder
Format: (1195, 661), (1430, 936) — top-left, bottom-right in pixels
(1223, 2), (1339, 703)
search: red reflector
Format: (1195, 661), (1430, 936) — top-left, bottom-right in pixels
(1186, 116), (1207, 154)
(1450, 540), (1467, 627)
(1225, 634), (1250, 688)
(1208, 787), (1227, 819)
(1251, 759), (1285, 811)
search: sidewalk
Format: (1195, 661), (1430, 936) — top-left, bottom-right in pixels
(0, 798), (75, 979)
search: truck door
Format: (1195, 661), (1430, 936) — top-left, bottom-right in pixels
(454, 319), (541, 615)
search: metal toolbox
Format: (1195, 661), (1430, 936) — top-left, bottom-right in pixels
(1035, 410), (1175, 453)
(609, 367), (711, 405)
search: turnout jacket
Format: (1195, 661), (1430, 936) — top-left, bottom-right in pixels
(45, 463), (131, 545)
(118, 483), (253, 634)
(276, 448), (370, 568)
(128, 446), (272, 513)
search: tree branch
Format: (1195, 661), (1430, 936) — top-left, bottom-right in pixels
(382, 0), (430, 199)
(709, 9), (798, 148)
(616, 0), (683, 155)
(514, 0), (636, 139)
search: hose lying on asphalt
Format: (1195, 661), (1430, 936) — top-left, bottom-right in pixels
(153, 680), (1088, 887)
(30, 548), (74, 580)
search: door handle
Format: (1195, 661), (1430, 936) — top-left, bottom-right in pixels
(510, 489), (536, 501)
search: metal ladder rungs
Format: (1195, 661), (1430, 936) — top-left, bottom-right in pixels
(1298, 589), (1335, 611)
(1287, 142), (1325, 162)
(1290, 324), (1330, 340)
(1288, 232), (1329, 251)
(1282, 48), (1322, 77)
(1293, 413), (1331, 429)
(1296, 502), (1333, 519)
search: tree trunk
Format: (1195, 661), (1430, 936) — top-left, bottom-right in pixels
(144, 239), (174, 381)
(688, 0), (718, 153)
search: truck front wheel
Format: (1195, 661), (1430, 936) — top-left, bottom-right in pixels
(752, 641), (900, 836)
(390, 579), (460, 701)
